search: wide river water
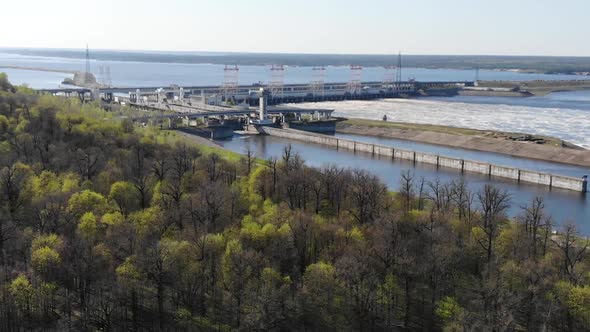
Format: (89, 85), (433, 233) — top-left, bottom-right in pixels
(1, 51), (589, 232)
(1, 51), (589, 89)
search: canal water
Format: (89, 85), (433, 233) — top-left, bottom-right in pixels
(214, 134), (590, 234)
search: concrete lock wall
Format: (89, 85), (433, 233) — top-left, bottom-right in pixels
(355, 142), (374, 154)
(491, 165), (520, 181)
(520, 170), (552, 186)
(415, 152), (439, 165)
(262, 127), (587, 192)
(338, 139), (355, 151)
(463, 160), (491, 174)
(396, 149), (415, 161)
(374, 145), (394, 157)
(439, 156), (463, 169)
(552, 175), (586, 192)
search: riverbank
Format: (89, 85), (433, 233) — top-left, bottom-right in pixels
(477, 80), (590, 96)
(176, 130), (241, 161)
(457, 89), (532, 97)
(0, 65), (76, 74)
(337, 119), (590, 168)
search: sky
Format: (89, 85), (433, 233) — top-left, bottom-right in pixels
(3, 0), (590, 56)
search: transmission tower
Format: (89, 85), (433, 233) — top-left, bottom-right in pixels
(395, 52), (402, 82)
(222, 64), (239, 102)
(310, 66), (326, 97)
(347, 65), (362, 95)
(105, 65), (112, 87)
(98, 65), (105, 86)
(383, 65), (396, 88)
(85, 44), (92, 84)
(268, 64), (285, 99)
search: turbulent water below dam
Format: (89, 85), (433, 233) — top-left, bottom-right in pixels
(294, 90), (590, 148)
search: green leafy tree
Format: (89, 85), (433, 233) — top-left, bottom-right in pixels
(109, 181), (139, 216)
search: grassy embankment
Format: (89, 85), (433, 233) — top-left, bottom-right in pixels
(478, 80), (590, 96)
(338, 118), (569, 148)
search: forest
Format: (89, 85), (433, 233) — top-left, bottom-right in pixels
(1, 72), (590, 331)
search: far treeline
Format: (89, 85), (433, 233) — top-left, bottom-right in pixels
(1, 72), (590, 331)
(4, 48), (590, 74)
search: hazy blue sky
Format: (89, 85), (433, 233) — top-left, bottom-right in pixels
(3, 0), (589, 56)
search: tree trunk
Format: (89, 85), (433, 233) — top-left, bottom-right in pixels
(157, 283), (164, 329)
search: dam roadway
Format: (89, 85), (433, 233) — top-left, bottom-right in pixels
(36, 80), (474, 105)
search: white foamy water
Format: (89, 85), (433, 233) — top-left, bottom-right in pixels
(294, 99), (590, 148)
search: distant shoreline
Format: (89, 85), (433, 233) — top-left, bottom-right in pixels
(477, 80), (590, 96)
(0, 65), (76, 74)
(2, 48), (590, 74)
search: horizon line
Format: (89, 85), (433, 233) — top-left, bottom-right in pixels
(1, 46), (590, 59)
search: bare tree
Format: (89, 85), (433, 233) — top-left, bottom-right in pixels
(551, 223), (588, 284)
(477, 184), (511, 265)
(349, 170), (387, 224)
(417, 176), (426, 210)
(426, 178), (452, 214)
(521, 196), (548, 260)
(450, 178), (474, 223)
(399, 170), (414, 214)
(268, 157), (278, 197)
(242, 147), (255, 175)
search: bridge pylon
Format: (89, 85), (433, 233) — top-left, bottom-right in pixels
(222, 65), (239, 104)
(268, 64), (285, 100)
(310, 66), (326, 97)
(347, 65), (363, 95)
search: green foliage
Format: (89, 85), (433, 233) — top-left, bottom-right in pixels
(567, 285), (590, 324)
(176, 308), (232, 332)
(553, 281), (590, 325)
(304, 262), (337, 289)
(109, 180), (139, 215)
(31, 246), (60, 273)
(116, 256), (142, 283)
(31, 233), (63, 252)
(101, 211), (125, 226)
(128, 206), (163, 236)
(435, 296), (463, 323)
(0, 72), (15, 92)
(377, 274), (401, 307)
(9, 275), (33, 309)
(67, 190), (108, 217)
(78, 212), (99, 241)
(1, 76), (589, 331)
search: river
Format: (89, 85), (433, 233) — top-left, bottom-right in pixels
(1, 51), (589, 89)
